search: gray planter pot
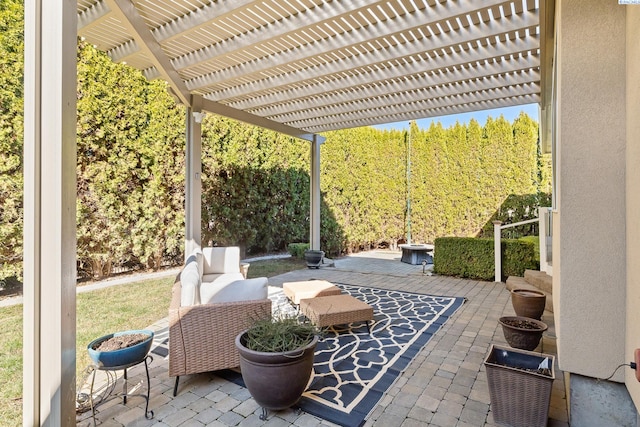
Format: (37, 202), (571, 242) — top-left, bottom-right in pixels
(304, 250), (325, 269)
(235, 332), (318, 419)
(499, 316), (548, 351)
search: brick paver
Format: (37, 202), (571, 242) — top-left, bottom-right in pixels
(77, 250), (568, 427)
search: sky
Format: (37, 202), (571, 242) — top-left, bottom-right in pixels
(371, 103), (539, 131)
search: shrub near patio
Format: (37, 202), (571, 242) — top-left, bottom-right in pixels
(433, 237), (538, 281)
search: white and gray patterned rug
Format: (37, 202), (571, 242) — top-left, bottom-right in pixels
(209, 283), (466, 427)
(295, 284), (464, 426)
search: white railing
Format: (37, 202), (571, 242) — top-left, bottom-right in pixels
(493, 207), (552, 282)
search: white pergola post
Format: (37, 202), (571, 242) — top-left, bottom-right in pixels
(185, 96), (203, 257)
(23, 0), (77, 425)
(493, 220), (502, 283)
(310, 135), (322, 250)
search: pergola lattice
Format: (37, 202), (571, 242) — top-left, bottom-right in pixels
(77, 0), (552, 139)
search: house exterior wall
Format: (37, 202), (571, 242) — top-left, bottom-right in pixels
(626, 5), (640, 410)
(555, 0), (627, 383)
(555, 0), (639, 421)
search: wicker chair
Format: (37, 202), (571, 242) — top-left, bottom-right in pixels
(169, 274), (272, 396)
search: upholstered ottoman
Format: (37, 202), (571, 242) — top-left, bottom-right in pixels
(282, 280), (342, 304)
(300, 294), (374, 333)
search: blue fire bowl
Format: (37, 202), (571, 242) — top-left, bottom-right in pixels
(87, 330), (154, 368)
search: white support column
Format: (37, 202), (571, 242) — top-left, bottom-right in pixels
(310, 135), (322, 250)
(493, 220), (502, 282)
(23, 0), (77, 425)
(540, 105), (553, 154)
(185, 96), (202, 258)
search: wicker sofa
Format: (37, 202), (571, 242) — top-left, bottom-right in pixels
(169, 247), (272, 395)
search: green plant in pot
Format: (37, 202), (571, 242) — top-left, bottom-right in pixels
(235, 311), (319, 420)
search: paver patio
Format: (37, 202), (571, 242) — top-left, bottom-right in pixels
(76, 250), (568, 427)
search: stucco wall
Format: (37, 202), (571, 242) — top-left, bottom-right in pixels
(555, 0), (627, 380)
(626, 6), (640, 408)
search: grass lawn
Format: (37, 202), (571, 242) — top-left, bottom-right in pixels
(0, 257), (305, 426)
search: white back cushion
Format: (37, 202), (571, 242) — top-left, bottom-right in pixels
(202, 246), (240, 274)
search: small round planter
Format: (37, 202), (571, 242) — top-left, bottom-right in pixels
(304, 250), (325, 269)
(235, 331), (318, 418)
(511, 289), (546, 320)
(499, 316), (548, 351)
(87, 330), (154, 368)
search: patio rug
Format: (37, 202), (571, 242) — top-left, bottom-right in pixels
(216, 283), (465, 427)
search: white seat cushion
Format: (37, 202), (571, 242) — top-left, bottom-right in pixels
(201, 272), (245, 286)
(200, 272), (246, 303)
(203, 277), (269, 304)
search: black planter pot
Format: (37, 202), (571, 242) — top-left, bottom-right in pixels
(235, 332), (318, 419)
(499, 316), (548, 351)
(304, 250), (325, 269)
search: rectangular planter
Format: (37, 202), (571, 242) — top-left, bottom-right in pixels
(484, 344), (555, 427)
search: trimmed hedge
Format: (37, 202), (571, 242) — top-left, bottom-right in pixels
(287, 243), (309, 259)
(433, 237), (538, 281)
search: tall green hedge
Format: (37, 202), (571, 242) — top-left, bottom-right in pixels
(0, 0), (551, 280)
(76, 43), (186, 278)
(433, 237), (539, 281)
(200, 116), (311, 257)
(321, 127), (406, 252)
(0, 1), (24, 281)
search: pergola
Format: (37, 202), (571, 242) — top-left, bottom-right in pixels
(24, 0), (559, 424)
(77, 0), (549, 132)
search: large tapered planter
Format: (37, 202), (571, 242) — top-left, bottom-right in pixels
(235, 331), (318, 418)
(484, 344), (555, 427)
(304, 250), (324, 269)
(511, 289), (546, 320)
(499, 316), (547, 351)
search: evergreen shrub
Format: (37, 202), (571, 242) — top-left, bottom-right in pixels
(287, 243), (309, 259)
(434, 237), (538, 281)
